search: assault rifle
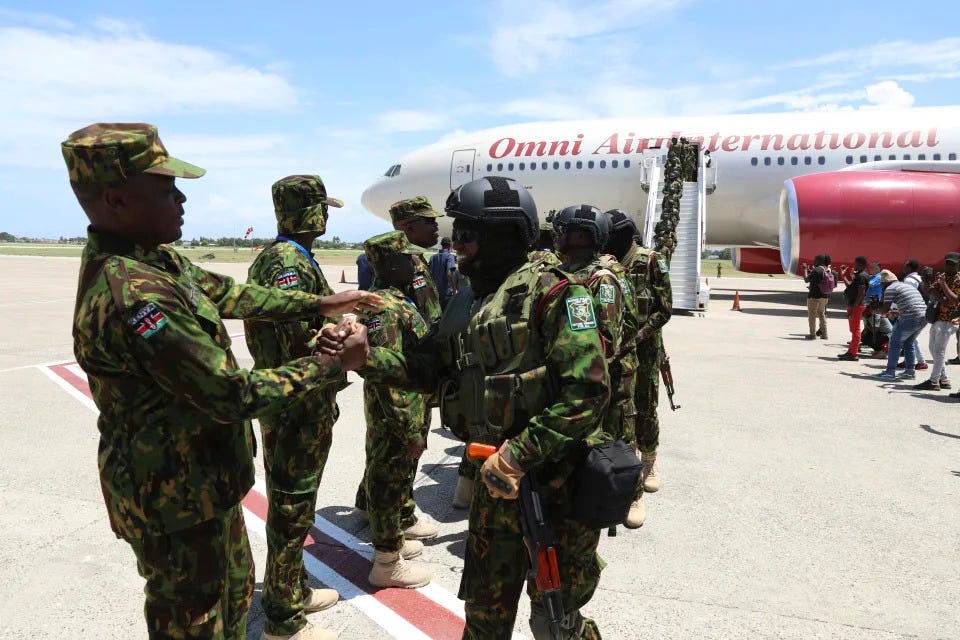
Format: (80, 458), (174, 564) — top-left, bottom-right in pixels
(659, 346), (680, 410)
(468, 443), (564, 640)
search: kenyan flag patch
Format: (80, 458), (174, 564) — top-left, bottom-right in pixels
(128, 303), (168, 339)
(277, 269), (300, 290)
(366, 317), (383, 333)
(412, 274), (427, 290)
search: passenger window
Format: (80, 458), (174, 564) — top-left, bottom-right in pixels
(508, 163), (514, 170)
(934, 153), (942, 160)
(859, 155), (867, 163)
(874, 155), (881, 161)
(889, 155), (896, 160)
(497, 163), (503, 171)
(918, 154), (926, 160)
(791, 157), (798, 165)
(612, 160), (618, 168)
(564, 161), (571, 169)
(845, 156), (853, 164)
(624, 159), (631, 168)
(817, 156), (825, 165)
(519, 162), (525, 170)
(776, 157), (784, 165)
(588, 161), (595, 169)
(751, 157), (758, 166)
(950, 153), (957, 160)
(542, 162), (548, 170)
(904, 154), (911, 160)
(600, 160), (607, 168)
(576, 161), (583, 169)
(553, 161), (559, 169)
(804, 157), (812, 165)
(763, 157), (771, 166)
(530, 162), (536, 171)
(486, 163), (493, 172)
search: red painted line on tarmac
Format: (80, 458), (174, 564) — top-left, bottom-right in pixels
(242, 489), (464, 640)
(44, 361), (466, 640)
(48, 362), (92, 397)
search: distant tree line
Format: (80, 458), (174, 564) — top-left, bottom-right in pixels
(173, 236), (364, 250)
(701, 248), (732, 260)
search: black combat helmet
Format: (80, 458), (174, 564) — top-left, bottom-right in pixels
(606, 209), (638, 237)
(445, 176), (538, 246)
(552, 204), (610, 249)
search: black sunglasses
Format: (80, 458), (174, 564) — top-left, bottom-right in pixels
(451, 228), (480, 244)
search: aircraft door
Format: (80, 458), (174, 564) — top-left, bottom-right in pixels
(450, 149), (476, 190)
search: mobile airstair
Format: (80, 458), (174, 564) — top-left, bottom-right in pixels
(639, 149), (713, 311)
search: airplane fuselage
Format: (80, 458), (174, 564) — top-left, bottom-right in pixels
(361, 107), (960, 248)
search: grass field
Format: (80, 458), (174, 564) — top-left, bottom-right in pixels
(0, 244), (796, 277)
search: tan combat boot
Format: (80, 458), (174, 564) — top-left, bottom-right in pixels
(641, 450), (660, 493)
(451, 474), (474, 509)
(623, 494), (645, 529)
(400, 539), (424, 560)
(303, 586), (339, 613)
(368, 550), (431, 588)
(403, 517), (439, 540)
(261, 621), (338, 640)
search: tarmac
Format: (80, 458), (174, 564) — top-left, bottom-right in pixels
(1, 255), (958, 640)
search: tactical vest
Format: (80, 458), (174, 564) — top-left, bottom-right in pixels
(436, 261), (570, 444)
(628, 247), (656, 325)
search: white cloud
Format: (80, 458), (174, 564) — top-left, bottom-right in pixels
(489, 0), (690, 76)
(862, 80), (915, 110)
(376, 110), (451, 132)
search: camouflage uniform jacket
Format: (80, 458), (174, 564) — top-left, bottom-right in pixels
(620, 242), (672, 335)
(360, 257), (609, 482)
(74, 229), (344, 540)
(362, 287), (430, 445)
(409, 253), (442, 326)
(244, 239), (347, 423)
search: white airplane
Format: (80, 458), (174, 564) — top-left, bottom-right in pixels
(360, 106), (960, 274)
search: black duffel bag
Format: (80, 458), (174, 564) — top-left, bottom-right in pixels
(571, 440), (642, 529)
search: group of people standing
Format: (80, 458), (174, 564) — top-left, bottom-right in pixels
(804, 252), (960, 393)
(63, 122), (677, 640)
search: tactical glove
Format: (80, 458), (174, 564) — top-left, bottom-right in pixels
(480, 443), (524, 500)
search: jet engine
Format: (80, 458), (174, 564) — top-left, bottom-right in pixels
(779, 170), (960, 275)
(731, 247), (782, 273)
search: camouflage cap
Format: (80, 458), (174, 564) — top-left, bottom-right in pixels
(364, 230), (423, 267)
(61, 123), (205, 185)
(272, 174), (343, 235)
(388, 196), (442, 224)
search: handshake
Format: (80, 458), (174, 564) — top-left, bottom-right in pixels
(309, 290), (384, 371)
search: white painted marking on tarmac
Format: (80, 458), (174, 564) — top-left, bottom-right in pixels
(243, 505), (434, 640)
(38, 365), (98, 413)
(66, 363), (87, 381)
(0, 298), (74, 307)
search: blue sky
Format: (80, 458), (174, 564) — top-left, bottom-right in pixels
(1, 1), (958, 241)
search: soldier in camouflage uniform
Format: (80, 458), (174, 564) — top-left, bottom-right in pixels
(357, 177), (610, 639)
(360, 231), (435, 588)
(388, 196), (476, 513)
(61, 123), (378, 640)
(244, 175), (347, 640)
(606, 210), (672, 522)
(553, 206), (643, 528)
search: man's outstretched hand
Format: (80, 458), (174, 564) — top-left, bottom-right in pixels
(318, 290), (383, 318)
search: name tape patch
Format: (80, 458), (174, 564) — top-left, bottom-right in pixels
(128, 302), (168, 339)
(566, 295), (598, 331)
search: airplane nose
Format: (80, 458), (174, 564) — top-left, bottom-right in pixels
(360, 181), (379, 214)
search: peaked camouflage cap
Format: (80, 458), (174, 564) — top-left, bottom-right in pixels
(61, 123), (205, 185)
(364, 230), (423, 267)
(388, 196), (442, 224)
(272, 174), (344, 235)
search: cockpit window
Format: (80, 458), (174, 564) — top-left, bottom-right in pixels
(383, 164), (402, 177)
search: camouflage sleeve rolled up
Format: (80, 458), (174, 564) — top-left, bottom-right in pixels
(506, 282), (610, 471)
(179, 252), (323, 321)
(645, 252), (673, 332)
(110, 263), (342, 423)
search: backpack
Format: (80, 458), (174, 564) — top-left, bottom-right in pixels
(818, 267), (836, 295)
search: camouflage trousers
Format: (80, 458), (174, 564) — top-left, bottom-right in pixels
(459, 480), (603, 639)
(260, 415), (335, 636)
(130, 505), (254, 640)
(355, 412), (430, 552)
(634, 341), (660, 454)
(604, 358), (638, 445)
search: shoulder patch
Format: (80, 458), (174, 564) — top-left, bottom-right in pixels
(127, 302), (168, 339)
(620, 277), (632, 295)
(598, 282), (616, 304)
(411, 274), (427, 290)
(566, 295), (598, 331)
(276, 269), (300, 290)
(657, 256), (669, 274)
(366, 316), (383, 333)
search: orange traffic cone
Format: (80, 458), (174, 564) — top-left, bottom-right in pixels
(731, 290), (741, 311)
(340, 270), (346, 283)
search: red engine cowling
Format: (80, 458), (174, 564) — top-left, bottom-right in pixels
(732, 247), (782, 273)
(779, 170), (960, 276)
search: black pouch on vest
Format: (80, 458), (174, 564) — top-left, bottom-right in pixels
(572, 441), (642, 529)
